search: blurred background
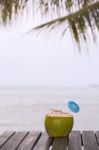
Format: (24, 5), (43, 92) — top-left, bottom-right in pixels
(0, 1), (99, 133)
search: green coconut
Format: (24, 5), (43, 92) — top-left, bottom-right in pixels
(44, 110), (74, 137)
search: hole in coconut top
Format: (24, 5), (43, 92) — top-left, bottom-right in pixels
(46, 111), (73, 117)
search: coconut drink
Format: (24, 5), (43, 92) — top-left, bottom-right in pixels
(44, 109), (74, 137)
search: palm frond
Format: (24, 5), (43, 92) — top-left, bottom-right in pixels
(0, 0), (99, 48)
(32, 1), (99, 45)
(0, 0), (28, 24)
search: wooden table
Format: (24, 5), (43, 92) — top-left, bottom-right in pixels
(0, 131), (99, 150)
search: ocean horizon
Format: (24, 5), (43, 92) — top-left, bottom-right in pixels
(0, 86), (99, 133)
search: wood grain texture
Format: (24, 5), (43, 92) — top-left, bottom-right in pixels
(0, 131), (15, 148)
(0, 131), (99, 150)
(82, 131), (98, 150)
(52, 136), (68, 150)
(17, 131), (41, 150)
(68, 131), (82, 150)
(95, 131), (99, 146)
(33, 132), (53, 150)
(0, 132), (28, 150)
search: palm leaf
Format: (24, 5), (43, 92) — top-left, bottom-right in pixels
(0, 0), (28, 24)
(0, 0), (99, 47)
(32, 1), (99, 45)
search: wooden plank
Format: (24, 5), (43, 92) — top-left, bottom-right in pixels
(82, 131), (98, 150)
(0, 131), (15, 148)
(17, 131), (41, 150)
(95, 131), (99, 146)
(68, 131), (82, 150)
(52, 136), (68, 150)
(0, 132), (28, 150)
(33, 132), (53, 150)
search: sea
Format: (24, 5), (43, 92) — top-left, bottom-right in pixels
(0, 86), (99, 133)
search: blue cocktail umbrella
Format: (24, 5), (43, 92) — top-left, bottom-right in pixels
(68, 101), (80, 113)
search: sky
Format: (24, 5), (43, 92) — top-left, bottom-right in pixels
(0, 14), (99, 87)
